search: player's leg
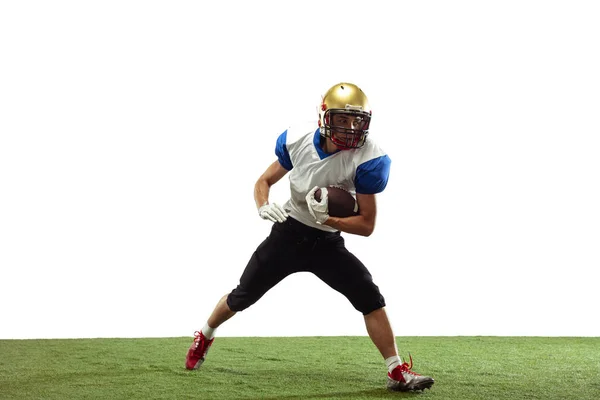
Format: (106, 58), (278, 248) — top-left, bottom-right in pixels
(310, 237), (394, 356)
(311, 236), (434, 391)
(364, 307), (397, 360)
(186, 224), (297, 370)
(207, 294), (236, 329)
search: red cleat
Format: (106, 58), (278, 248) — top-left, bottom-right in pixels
(387, 355), (435, 392)
(185, 331), (214, 370)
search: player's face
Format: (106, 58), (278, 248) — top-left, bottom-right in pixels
(329, 113), (368, 149)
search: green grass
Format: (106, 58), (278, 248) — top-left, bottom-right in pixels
(0, 336), (598, 399)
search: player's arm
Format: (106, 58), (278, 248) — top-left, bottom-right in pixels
(324, 193), (377, 237)
(254, 160), (289, 209)
(325, 153), (391, 236)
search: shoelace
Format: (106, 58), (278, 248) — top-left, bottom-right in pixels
(399, 354), (422, 376)
(193, 331), (205, 350)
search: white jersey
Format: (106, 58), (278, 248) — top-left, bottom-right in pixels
(275, 121), (391, 232)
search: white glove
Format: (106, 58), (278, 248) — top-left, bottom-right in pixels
(258, 202), (288, 223)
(305, 186), (329, 224)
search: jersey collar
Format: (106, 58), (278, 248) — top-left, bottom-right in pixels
(313, 129), (340, 160)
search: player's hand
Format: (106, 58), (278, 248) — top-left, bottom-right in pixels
(258, 202), (288, 223)
(306, 186), (329, 224)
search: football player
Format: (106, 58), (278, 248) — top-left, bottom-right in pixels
(185, 82), (434, 392)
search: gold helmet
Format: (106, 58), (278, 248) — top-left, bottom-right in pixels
(318, 82), (372, 149)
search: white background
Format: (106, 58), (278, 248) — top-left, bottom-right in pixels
(1, 1), (599, 339)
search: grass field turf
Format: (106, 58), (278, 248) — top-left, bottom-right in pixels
(1, 336), (598, 399)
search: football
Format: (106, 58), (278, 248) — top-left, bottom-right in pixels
(315, 186), (359, 218)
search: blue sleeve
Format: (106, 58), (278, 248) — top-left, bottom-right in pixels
(355, 155), (391, 194)
(275, 130), (293, 170)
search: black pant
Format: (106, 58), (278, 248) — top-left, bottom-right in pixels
(227, 218), (385, 315)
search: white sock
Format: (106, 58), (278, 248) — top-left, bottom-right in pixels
(202, 323), (216, 340)
(385, 355), (402, 373)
